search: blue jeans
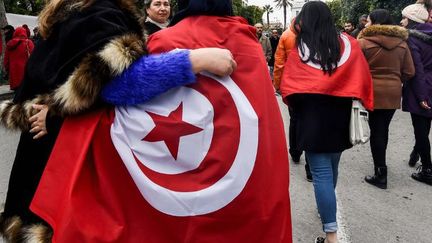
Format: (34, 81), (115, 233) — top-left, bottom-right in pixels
(306, 152), (342, 233)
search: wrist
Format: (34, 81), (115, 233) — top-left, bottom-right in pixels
(189, 49), (205, 74)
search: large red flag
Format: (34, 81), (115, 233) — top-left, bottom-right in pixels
(280, 33), (374, 110)
(31, 16), (291, 242)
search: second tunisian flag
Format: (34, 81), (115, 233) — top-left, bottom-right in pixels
(280, 33), (374, 110)
(31, 16), (291, 242)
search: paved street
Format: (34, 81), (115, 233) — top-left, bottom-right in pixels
(0, 97), (431, 242)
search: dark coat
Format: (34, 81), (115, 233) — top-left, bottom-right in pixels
(358, 25), (415, 109)
(3, 27), (34, 90)
(403, 23), (432, 118)
(144, 21), (163, 36)
(0, 0), (148, 241)
(287, 94), (353, 153)
(269, 35), (279, 67)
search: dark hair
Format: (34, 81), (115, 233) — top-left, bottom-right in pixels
(170, 0), (233, 26)
(294, 1), (340, 75)
(369, 9), (394, 25)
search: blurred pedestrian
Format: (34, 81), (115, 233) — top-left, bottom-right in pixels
(358, 9), (415, 189)
(274, 24), (312, 181)
(351, 14), (368, 38)
(2, 25), (15, 43)
(255, 23), (272, 64)
(22, 24), (31, 38)
(3, 27), (34, 90)
(31, 27), (42, 46)
(269, 29), (280, 79)
(400, 2), (432, 185)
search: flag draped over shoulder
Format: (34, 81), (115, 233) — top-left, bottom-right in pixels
(280, 33), (374, 110)
(31, 16), (292, 243)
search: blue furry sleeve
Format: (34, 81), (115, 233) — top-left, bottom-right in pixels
(101, 50), (196, 105)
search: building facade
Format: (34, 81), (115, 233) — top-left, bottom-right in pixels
(290, 0), (322, 18)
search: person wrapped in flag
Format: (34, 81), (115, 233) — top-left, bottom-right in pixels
(0, 0), (236, 241)
(29, 0), (293, 242)
(280, 2), (373, 243)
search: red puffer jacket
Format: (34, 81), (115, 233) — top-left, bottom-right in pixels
(4, 27), (34, 90)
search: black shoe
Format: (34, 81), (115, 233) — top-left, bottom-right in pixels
(412, 166), (432, 185)
(365, 166), (387, 189)
(408, 150), (420, 167)
(289, 149), (302, 164)
(305, 163), (312, 182)
(315, 236), (325, 243)
(291, 154), (301, 164)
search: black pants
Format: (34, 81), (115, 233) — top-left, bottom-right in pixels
(368, 109), (396, 168)
(411, 113), (432, 168)
(288, 108), (302, 158)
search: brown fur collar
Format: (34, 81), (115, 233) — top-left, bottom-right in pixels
(357, 25), (409, 41)
(0, 32), (147, 130)
(1, 214), (52, 243)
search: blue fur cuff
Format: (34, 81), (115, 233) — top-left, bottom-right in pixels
(102, 50), (196, 105)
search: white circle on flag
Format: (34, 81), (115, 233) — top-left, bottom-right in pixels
(110, 72), (259, 216)
(299, 34), (351, 70)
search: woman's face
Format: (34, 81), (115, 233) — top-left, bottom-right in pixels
(365, 16), (372, 28)
(400, 17), (409, 27)
(146, 0), (171, 24)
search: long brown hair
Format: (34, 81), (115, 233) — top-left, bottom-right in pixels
(38, 0), (96, 38)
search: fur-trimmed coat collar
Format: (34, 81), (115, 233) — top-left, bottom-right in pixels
(409, 29), (432, 45)
(358, 25), (409, 50)
(0, 0), (148, 130)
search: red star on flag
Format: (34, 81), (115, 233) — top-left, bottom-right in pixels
(142, 103), (203, 160)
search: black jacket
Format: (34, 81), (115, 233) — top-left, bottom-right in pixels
(144, 21), (163, 36)
(288, 94), (353, 153)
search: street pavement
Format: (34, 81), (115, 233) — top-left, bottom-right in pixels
(0, 85), (14, 101)
(0, 96), (431, 243)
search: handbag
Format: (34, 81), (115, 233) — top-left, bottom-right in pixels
(349, 99), (370, 145)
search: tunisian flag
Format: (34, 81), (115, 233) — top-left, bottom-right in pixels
(280, 33), (374, 110)
(31, 16), (291, 242)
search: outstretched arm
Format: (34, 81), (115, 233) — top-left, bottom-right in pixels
(101, 48), (236, 106)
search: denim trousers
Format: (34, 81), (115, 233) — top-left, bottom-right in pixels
(305, 152), (342, 233)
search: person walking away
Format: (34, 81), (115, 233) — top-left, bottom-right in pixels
(274, 24), (312, 181)
(3, 27), (34, 91)
(269, 29), (280, 80)
(254, 23), (272, 64)
(358, 9), (415, 189)
(280, 2), (373, 242)
(31, 27), (42, 46)
(400, 2), (432, 185)
(144, 0), (171, 35)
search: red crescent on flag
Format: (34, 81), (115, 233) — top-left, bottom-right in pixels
(132, 75), (241, 192)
